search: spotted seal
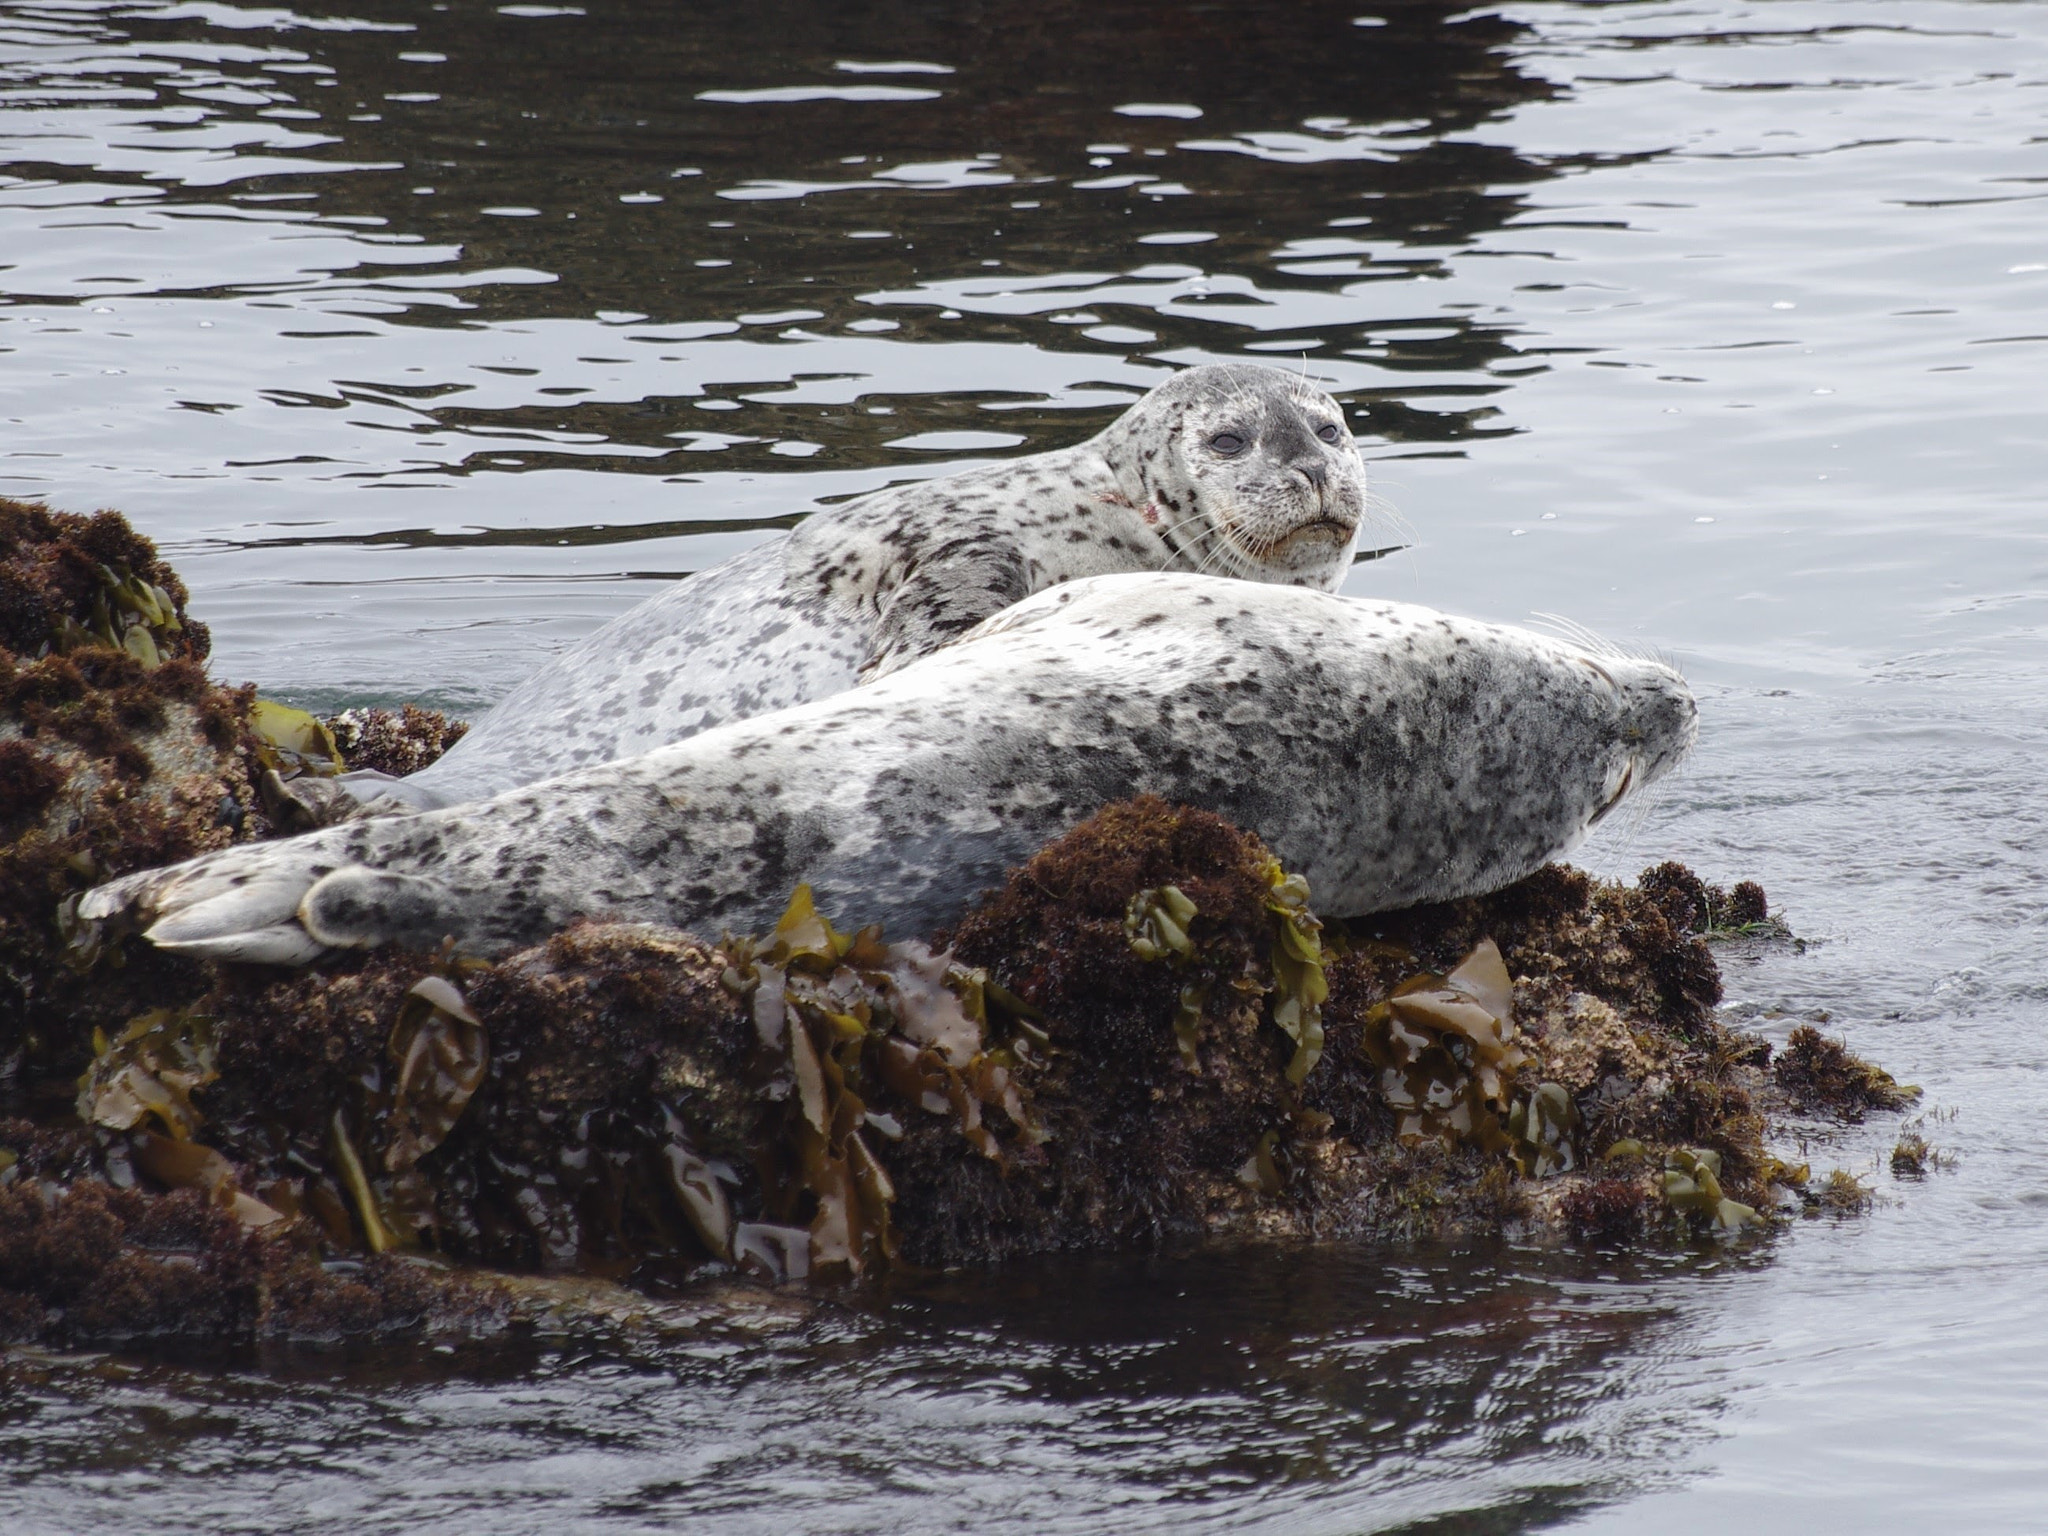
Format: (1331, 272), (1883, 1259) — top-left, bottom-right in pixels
(82, 573), (1696, 965)
(340, 363), (1371, 813)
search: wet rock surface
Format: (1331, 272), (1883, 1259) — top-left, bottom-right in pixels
(0, 505), (1916, 1349)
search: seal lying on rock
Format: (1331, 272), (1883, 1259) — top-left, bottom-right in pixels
(82, 573), (1696, 965)
(349, 362), (1370, 812)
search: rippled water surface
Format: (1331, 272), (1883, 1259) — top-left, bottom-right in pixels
(4, 1), (2046, 1530)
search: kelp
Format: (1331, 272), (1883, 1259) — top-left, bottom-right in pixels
(1360, 940), (1530, 1149)
(1123, 886), (1207, 1070)
(248, 697), (343, 779)
(77, 1007), (219, 1141)
(50, 563), (185, 671)
(1506, 1081), (1579, 1178)
(384, 976), (490, 1174)
(1264, 863), (1328, 1085)
(722, 886), (1043, 1280)
(72, 1007), (289, 1230)
(3, 791), (1923, 1347)
(1659, 1146), (1761, 1231)
(2, 499), (1921, 1344)
(1120, 863), (1329, 1082)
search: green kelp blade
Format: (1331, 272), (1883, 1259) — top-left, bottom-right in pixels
(662, 1141), (735, 1261)
(1662, 1146), (1761, 1230)
(876, 1035), (948, 1117)
(788, 1011), (831, 1134)
(1365, 939), (1532, 1149)
(1438, 939), (1514, 1022)
(1173, 981), (1207, 1071)
(1235, 1128), (1283, 1196)
(1263, 860), (1329, 1083)
(132, 1131), (287, 1228)
(1508, 1081), (1581, 1178)
(1125, 884), (1197, 961)
(734, 1221), (809, 1283)
(330, 1110), (405, 1254)
(770, 884), (853, 969)
(76, 1008), (219, 1140)
(122, 624), (161, 669)
(882, 940), (983, 1067)
(250, 697), (344, 775)
(1386, 939), (1528, 1091)
(384, 976), (489, 1172)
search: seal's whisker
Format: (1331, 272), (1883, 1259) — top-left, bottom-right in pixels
(1361, 485), (1413, 546)
(1528, 611), (1629, 661)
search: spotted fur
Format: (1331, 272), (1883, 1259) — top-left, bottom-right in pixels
(83, 574), (1696, 964)
(358, 363), (1369, 811)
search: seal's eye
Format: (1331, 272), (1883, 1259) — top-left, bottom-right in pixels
(1315, 423), (1343, 444)
(1208, 432), (1246, 456)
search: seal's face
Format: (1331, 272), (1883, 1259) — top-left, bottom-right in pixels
(1127, 364), (1369, 592)
(1581, 653), (1699, 831)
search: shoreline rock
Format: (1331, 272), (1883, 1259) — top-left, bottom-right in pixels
(0, 499), (1915, 1350)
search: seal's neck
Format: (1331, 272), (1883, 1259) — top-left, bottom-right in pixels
(1092, 411), (1165, 511)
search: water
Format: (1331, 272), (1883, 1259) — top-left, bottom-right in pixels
(3, 0), (2045, 1529)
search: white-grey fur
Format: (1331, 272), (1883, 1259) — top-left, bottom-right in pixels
(345, 363), (1370, 813)
(82, 574), (1697, 965)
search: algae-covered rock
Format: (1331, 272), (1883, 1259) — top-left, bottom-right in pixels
(1, 499), (260, 1072)
(326, 704), (468, 778)
(0, 503), (473, 1078)
(0, 502), (1920, 1351)
(1773, 1023), (1918, 1121)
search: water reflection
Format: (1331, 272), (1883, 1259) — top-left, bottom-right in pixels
(3, 1241), (1745, 1532)
(1, 0), (1557, 487)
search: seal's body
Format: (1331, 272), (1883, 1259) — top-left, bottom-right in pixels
(364, 363), (1370, 810)
(84, 574), (1697, 965)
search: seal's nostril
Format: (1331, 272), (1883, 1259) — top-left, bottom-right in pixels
(1294, 461), (1328, 491)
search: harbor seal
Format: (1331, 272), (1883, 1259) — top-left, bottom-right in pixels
(344, 362), (1372, 812)
(82, 573), (1696, 965)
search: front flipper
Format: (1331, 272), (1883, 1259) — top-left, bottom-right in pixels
(299, 867), (462, 951)
(78, 833), (469, 967)
(859, 542), (1032, 682)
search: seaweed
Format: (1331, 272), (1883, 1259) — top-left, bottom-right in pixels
(1359, 940), (1529, 1150)
(1774, 1025), (1918, 1120)
(0, 1176), (479, 1346)
(1639, 861), (1785, 940)
(1812, 1168), (1875, 1217)
(1, 503), (271, 1072)
(1658, 1146), (1761, 1231)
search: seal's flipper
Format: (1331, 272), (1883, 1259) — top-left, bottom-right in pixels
(300, 867), (462, 951)
(151, 919), (331, 966)
(860, 544), (1030, 682)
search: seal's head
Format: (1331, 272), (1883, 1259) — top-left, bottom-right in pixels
(1099, 362), (1368, 592)
(1578, 651), (1698, 834)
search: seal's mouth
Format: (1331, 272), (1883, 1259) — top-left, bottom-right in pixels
(1268, 515), (1360, 553)
(1586, 760), (1635, 827)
